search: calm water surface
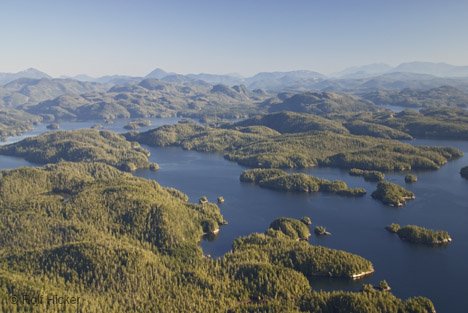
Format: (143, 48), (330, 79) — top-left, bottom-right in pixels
(0, 120), (467, 313)
(0, 117), (180, 145)
(136, 139), (468, 313)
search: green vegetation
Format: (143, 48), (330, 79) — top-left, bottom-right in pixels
(149, 162), (160, 171)
(344, 120), (413, 140)
(232, 111), (349, 134)
(461, 166), (468, 179)
(405, 174), (418, 183)
(26, 79), (268, 122)
(349, 168), (385, 182)
(123, 119), (152, 130)
(378, 280), (391, 291)
(129, 118), (462, 171)
(363, 86), (468, 109)
(0, 108), (41, 141)
(372, 181), (415, 207)
(367, 108), (468, 140)
(386, 223), (401, 233)
(301, 216), (312, 225)
(266, 91), (377, 115)
(386, 224), (452, 245)
(0, 163), (434, 312)
(240, 168), (366, 197)
(0, 129), (155, 172)
(314, 226), (331, 236)
(269, 217), (311, 240)
(299, 291), (435, 313)
(228, 220), (372, 279)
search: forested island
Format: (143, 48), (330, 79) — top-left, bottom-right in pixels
(0, 129), (158, 172)
(240, 168), (366, 197)
(123, 119), (152, 130)
(405, 174), (418, 183)
(349, 168), (385, 182)
(386, 224), (452, 245)
(0, 162), (435, 312)
(372, 181), (415, 207)
(128, 114), (462, 171)
(3, 67), (467, 312)
(269, 217), (311, 240)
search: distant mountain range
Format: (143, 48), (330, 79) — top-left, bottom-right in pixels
(0, 68), (51, 85)
(0, 62), (468, 111)
(3, 62), (468, 93)
(0, 78), (110, 108)
(335, 62), (468, 79)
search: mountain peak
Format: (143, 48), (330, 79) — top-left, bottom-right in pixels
(19, 68), (51, 77)
(0, 68), (51, 85)
(146, 68), (171, 79)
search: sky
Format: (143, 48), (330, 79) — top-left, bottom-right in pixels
(1, 0), (468, 77)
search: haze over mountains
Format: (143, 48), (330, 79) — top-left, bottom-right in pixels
(4, 61), (468, 89)
(1, 60), (468, 136)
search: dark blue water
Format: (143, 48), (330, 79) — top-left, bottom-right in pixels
(135, 140), (468, 313)
(1, 120), (467, 312)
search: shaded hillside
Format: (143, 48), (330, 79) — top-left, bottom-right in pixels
(0, 162), (434, 312)
(0, 129), (153, 171)
(362, 86), (468, 108)
(366, 108), (468, 139)
(266, 91), (377, 115)
(231, 111), (349, 134)
(0, 78), (109, 108)
(0, 107), (41, 141)
(129, 121), (461, 171)
(28, 79), (269, 122)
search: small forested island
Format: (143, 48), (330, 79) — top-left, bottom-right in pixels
(405, 174), (418, 183)
(240, 168), (366, 197)
(127, 113), (463, 171)
(371, 181), (415, 207)
(461, 166), (468, 179)
(301, 216), (312, 225)
(349, 168), (385, 182)
(123, 119), (152, 130)
(0, 129), (155, 172)
(149, 162), (160, 171)
(0, 162), (435, 312)
(269, 217), (311, 240)
(386, 224), (452, 245)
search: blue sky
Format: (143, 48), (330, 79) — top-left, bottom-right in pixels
(1, 0), (467, 77)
